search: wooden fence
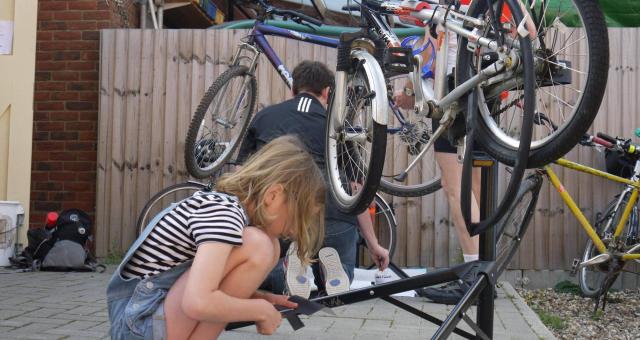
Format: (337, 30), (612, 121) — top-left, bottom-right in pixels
(97, 28), (639, 283)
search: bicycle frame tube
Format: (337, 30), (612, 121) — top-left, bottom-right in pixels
(546, 159), (640, 260)
(554, 158), (640, 188)
(252, 23), (338, 89)
(613, 190), (638, 236)
(544, 164), (608, 254)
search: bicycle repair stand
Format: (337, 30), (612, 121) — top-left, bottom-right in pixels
(228, 153), (500, 339)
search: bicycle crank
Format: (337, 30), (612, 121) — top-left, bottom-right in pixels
(579, 253), (610, 269)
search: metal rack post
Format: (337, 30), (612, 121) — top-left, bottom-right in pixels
(476, 156), (499, 338)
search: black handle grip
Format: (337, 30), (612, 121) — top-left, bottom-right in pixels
(277, 9), (323, 26)
(342, 4), (362, 11)
(297, 12), (323, 26)
(596, 132), (617, 144)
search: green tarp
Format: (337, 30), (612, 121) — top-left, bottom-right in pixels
(598, 0), (640, 27)
(542, 0), (640, 27)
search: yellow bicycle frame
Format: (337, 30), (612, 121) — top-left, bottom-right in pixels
(543, 158), (640, 261)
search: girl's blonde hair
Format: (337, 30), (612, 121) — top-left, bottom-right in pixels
(216, 135), (325, 265)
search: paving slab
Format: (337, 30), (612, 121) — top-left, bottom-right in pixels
(0, 267), (556, 339)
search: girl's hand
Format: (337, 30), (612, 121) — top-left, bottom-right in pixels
(264, 293), (298, 309)
(255, 299), (283, 335)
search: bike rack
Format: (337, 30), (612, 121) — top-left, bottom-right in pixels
(227, 155), (500, 339)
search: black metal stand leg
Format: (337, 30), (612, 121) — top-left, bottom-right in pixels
(226, 158), (500, 339)
(476, 161), (499, 338)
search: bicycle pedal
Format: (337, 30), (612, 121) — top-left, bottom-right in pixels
(569, 258), (580, 276)
(384, 47), (414, 76)
(471, 151), (495, 168)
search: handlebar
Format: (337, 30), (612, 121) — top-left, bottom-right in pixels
(342, 4), (361, 11)
(255, 0), (323, 26)
(276, 8), (323, 26)
(596, 132), (617, 145)
(592, 136), (614, 149)
(585, 132), (640, 157)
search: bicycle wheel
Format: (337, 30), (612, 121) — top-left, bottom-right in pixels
(378, 102), (442, 197)
(135, 182), (209, 236)
(326, 51), (387, 214)
(185, 66), (257, 179)
(578, 194), (638, 297)
(357, 194), (397, 269)
(495, 174), (543, 276)
(459, 0), (608, 168)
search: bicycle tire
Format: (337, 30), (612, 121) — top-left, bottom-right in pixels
(326, 51), (388, 214)
(378, 105), (442, 197)
(135, 182), (209, 236)
(578, 194), (638, 297)
(357, 194), (397, 269)
(458, 0), (608, 168)
(379, 173), (441, 197)
(378, 39), (469, 198)
(185, 66), (257, 179)
(495, 174), (543, 276)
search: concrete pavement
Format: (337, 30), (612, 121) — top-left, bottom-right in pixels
(0, 267), (555, 339)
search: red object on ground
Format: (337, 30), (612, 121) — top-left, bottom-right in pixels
(46, 212), (59, 229)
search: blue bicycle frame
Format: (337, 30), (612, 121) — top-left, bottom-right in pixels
(241, 22), (409, 135)
(248, 23), (338, 88)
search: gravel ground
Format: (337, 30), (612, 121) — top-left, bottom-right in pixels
(518, 287), (640, 340)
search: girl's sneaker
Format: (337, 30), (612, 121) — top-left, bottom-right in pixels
(284, 242), (311, 298)
(318, 247), (350, 295)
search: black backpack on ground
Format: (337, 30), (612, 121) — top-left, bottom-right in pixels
(9, 209), (104, 272)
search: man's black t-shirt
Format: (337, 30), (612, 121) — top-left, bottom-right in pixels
(237, 93), (357, 224)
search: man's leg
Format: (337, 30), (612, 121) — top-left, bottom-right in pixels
(162, 227), (278, 339)
(423, 152), (484, 305)
(435, 152), (481, 259)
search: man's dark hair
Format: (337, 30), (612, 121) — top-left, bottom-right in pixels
(292, 61), (334, 96)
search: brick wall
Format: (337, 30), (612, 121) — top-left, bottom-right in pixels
(30, 0), (138, 228)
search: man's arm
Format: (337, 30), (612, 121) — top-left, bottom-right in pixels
(356, 207), (390, 271)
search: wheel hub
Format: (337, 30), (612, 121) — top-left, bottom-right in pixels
(399, 120), (430, 156)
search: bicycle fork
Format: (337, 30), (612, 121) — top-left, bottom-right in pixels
(210, 43), (261, 130)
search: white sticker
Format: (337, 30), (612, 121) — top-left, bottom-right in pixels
(0, 20), (14, 55)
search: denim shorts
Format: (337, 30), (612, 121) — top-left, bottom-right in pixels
(107, 262), (190, 340)
(106, 198), (195, 339)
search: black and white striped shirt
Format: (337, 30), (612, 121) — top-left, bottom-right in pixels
(122, 191), (248, 279)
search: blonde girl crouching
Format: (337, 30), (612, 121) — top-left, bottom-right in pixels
(107, 135), (325, 339)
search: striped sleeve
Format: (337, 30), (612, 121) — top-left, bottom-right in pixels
(187, 198), (245, 247)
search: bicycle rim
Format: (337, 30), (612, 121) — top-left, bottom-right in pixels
(475, 0), (608, 166)
(358, 194), (397, 268)
(579, 195), (638, 297)
(136, 182), (207, 236)
(185, 66), (256, 178)
(379, 104), (442, 197)
(495, 175), (541, 276)
(326, 55), (387, 214)
(578, 240), (609, 297)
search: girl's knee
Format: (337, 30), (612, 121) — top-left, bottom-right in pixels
(241, 227), (276, 267)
